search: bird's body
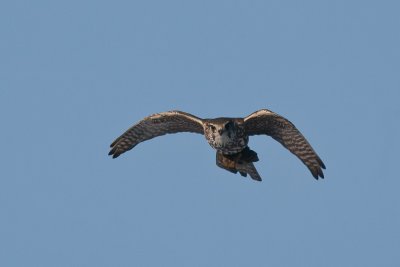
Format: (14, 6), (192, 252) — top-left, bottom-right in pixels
(109, 109), (326, 181)
(203, 118), (248, 154)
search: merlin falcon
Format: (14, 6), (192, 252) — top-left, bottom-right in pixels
(108, 109), (325, 181)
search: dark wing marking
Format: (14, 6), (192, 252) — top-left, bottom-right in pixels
(244, 109), (325, 179)
(109, 111), (204, 158)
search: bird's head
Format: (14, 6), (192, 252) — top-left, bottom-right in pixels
(221, 120), (235, 134)
(206, 120), (235, 136)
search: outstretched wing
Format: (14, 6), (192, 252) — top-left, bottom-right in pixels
(244, 109), (326, 179)
(109, 111), (204, 158)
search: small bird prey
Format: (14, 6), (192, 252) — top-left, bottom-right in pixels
(108, 109), (325, 181)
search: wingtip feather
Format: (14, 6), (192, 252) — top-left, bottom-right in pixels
(318, 157), (326, 169)
(108, 147), (121, 158)
(310, 166), (325, 180)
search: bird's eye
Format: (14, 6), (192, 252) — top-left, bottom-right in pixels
(225, 121), (234, 130)
(210, 125), (216, 132)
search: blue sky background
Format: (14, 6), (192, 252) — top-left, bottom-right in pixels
(1, 0), (399, 266)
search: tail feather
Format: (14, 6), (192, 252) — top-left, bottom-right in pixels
(216, 149), (262, 182)
(236, 162), (262, 181)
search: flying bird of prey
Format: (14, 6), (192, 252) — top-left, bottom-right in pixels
(108, 109), (325, 181)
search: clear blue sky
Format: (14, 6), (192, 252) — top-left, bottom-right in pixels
(1, 0), (399, 266)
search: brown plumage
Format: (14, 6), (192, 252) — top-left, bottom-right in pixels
(109, 109), (326, 181)
(216, 148), (261, 181)
(109, 111), (204, 158)
(244, 109), (325, 179)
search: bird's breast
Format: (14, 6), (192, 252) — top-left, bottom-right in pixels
(207, 132), (248, 154)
